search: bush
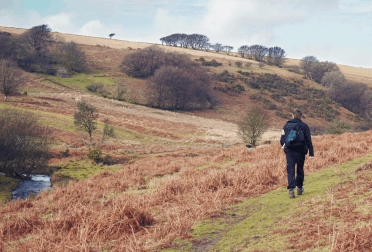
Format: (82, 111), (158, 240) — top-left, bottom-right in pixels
(325, 119), (352, 135)
(86, 82), (104, 92)
(147, 65), (215, 110)
(244, 62), (252, 68)
(201, 59), (222, 67)
(309, 125), (325, 136)
(60, 149), (70, 157)
(0, 108), (51, 179)
(87, 149), (102, 163)
(235, 61), (242, 67)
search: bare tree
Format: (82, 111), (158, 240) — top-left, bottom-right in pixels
(250, 45), (268, 61)
(109, 33), (115, 39)
(259, 62), (265, 68)
(238, 106), (269, 147)
(17, 24), (53, 72)
(224, 46), (234, 55)
(74, 101), (99, 143)
(21, 24), (52, 57)
(0, 32), (14, 59)
(238, 45), (249, 57)
(321, 71), (346, 89)
(267, 46), (286, 66)
(61, 41), (88, 73)
(300, 55), (319, 80)
(0, 108), (52, 179)
(211, 43), (224, 53)
(0, 59), (24, 100)
(121, 45), (164, 77)
(311, 61), (340, 83)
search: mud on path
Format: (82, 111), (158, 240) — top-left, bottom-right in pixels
(32, 91), (282, 145)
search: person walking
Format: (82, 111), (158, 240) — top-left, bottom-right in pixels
(280, 108), (314, 198)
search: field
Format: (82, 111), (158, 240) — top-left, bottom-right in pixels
(1, 26), (372, 251)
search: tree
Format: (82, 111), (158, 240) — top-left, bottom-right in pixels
(74, 101), (99, 143)
(61, 41), (88, 73)
(0, 32), (14, 59)
(0, 59), (24, 100)
(300, 56), (319, 80)
(250, 45), (268, 61)
(109, 33), (115, 39)
(238, 45), (249, 57)
(311, 61), (339, 83)
(224, 46), (233, 55)
(121, 45), (164, 77)
(101, 118), (115, 144)
(0, 108), (52, 179)
(21, 24), (52, 57)
(267, 46), (286, 66)
(259, 62), (265, 68)
(321, 71), (346, 89)
(235, 61), (242, 67)
(211, 43), (223, 53)
(238, 107), (269, 147)
(16, 24), (53, 73)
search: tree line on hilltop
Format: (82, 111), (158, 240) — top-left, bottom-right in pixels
(160, 33), (286, 66)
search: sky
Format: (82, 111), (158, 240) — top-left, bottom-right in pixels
(1, 0), (371, 68)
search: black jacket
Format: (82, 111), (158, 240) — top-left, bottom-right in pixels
(280, 118), (314, 156)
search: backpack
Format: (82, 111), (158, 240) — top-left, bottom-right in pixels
(283, 122), (305, 147)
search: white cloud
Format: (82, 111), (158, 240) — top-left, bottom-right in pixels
(78, 20), (126, 40)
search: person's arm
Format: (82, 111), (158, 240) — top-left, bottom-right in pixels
(305, 125), (314, 156)
(280, 124), (286, 146)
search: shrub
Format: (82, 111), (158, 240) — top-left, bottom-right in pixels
(309, 125), (325, 136)
(0, 108), (52, 179)
(201, 59), (222, 67)
(235, 61), (242, 67)
(325, 119), (352, 135)
(60, 149), (70, 157)
(87, 149), (102, 162)
(86, 82), (104, 92)
(244, 62), (252, 68)
(238, 106), (269, 147)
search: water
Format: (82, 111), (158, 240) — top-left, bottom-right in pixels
(12, 175), (51, 200)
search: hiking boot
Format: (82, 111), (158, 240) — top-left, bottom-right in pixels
(289, 189), (295, 198)
(297, 187), (304, 195)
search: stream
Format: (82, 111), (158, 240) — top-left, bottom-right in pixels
(12, 175), (52, 200)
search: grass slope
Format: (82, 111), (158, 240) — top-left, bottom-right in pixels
(164, 154), (372, 251)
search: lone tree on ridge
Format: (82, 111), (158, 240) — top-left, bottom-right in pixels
(109, 33), (115, 39)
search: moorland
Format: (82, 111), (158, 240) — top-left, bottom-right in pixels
(1, 25), (372, 251)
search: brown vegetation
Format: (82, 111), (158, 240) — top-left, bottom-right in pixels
(2, 130), (372, 250)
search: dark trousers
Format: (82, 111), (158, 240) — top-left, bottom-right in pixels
(286, 151), (305, 190)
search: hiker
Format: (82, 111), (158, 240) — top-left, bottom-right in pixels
(280, 108), (314, 198)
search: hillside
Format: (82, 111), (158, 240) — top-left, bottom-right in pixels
(0, 26), (364, 128)
(1, 26), (372, 251)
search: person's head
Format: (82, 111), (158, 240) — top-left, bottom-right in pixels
(292, 108), (302, 119)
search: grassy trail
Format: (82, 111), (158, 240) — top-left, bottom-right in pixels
(163, 154), (372, 252)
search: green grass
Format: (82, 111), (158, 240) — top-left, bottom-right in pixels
(162, 154), (372, 252)
(41, 73), (117, 92)
(0, 176), (19, 203)
(51, 159), (124, 182)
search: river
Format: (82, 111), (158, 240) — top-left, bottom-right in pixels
(12, 175), (52, 200)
